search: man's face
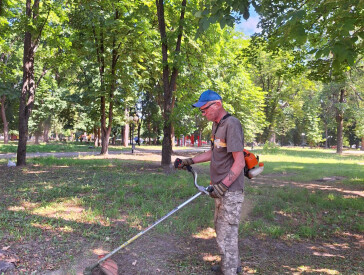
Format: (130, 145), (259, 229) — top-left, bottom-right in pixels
(199, 101), (218, 121)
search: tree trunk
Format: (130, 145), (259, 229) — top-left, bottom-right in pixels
(156, 0), (186, 166)
(43, 117), (50, 143)
(17, 0), (42, 166)
(17, 0), (35, 166)
(336, 89), (345, 154)
(100, 96), (112, 154)
(123, 108), (129, 147)
(361, 137), (364, 151)
(93, 127), (98, 147)
(96, 10), (119, 155)
(34, 135), (40, 144)
(324, 124), (328, 149)
(137, 121), (141, 145)
(0, 95), (9, 144)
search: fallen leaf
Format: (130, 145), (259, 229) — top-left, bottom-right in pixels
(132, 260), (137, 266)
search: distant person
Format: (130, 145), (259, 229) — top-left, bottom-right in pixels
(175, 90), (245, 274)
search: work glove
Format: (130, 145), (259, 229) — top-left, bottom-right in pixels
(209, 182), (228, 198)
(174, 158), (194, 169)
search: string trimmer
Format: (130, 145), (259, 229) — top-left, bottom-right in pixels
(84, 165), (212, 275)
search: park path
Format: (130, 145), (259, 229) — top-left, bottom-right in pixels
(1, 146), (363, 161)
(0, 146), (210, 160)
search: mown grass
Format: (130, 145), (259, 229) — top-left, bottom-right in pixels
(0, 141), (131, 154)
(0, 147), (363, 273)
(240, 147), (364, 240)
(0, 157), (214, 243)
(0, 141), (195, 154)
(253, 147), (364, 185)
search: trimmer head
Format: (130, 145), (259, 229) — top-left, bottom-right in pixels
(83, 258), (118, 275)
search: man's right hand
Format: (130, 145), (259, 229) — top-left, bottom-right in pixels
(174, 158), (194, 169)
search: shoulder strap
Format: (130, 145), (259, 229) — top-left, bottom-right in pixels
(214, 113), (231, 135)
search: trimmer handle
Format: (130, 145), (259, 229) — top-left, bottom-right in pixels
(186, 166), (210, 195)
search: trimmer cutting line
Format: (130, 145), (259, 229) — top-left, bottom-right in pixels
(84, 165), (212, 275)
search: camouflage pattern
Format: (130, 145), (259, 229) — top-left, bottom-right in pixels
(214, 191), (244, 275)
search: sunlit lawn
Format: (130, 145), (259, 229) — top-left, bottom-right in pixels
(0, 141), (131, 154)
(0, 147), (363, 273)
(0, 141), (203, 154)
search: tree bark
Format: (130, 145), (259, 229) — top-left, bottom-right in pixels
(17, 0), (37, 166)
(156, 0), (186, 166)
(34, 135), (40, 144)
(17, 0), (45, 166)
(336, 89), (345, 154)
(123, 108), (129, 147)
(93, 127), (98, 147)
(43, 117), (50, 143)
(0, 95), (9, 144)
(96, 11), (119, 155)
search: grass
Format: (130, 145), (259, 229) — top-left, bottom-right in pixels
(252, 147), (364, 185)
(0, 157), (214, 240)
(0, 141), (131, 154)
(0, 141), (197, 154)
(240, 147), (364, 240)
(0, 147), (363, 273)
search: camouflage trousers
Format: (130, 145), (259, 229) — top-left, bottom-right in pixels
(214, 191), (244, 275)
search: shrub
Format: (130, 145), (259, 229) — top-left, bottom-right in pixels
(262, 141), (280, 154)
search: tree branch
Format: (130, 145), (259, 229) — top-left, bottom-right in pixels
(169, 0), (187, 93)
(32, 2), (51, 51)
(35, 66), (48, 89)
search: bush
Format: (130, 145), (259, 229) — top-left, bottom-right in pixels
(262, 141), (280, 154)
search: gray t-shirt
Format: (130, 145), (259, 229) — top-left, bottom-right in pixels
(210, 115), (245, 192)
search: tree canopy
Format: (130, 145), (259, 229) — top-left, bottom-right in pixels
(0, 0), (363, 166)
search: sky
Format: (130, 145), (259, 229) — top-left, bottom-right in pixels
(235, 7), (262, 36)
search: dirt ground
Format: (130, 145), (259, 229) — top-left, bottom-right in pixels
(1, 150), (363, 274)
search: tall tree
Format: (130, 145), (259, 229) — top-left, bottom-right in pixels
(0, 0), (22, 144)
(17, 0), (67, 165)
(18, 0), (46, 165)
(198, 0), (363, 153)
(155, 0), (187, 165)
(243, 38), (306, 142)
(256, 0), (363, 153)
(70, 0), (152, 154)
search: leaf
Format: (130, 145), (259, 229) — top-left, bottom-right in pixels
(194, 11), (202, 18)
(243, 9), (249, 20)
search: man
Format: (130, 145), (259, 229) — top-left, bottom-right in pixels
(175, 89), (245, 275)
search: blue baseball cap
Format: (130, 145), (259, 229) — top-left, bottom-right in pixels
(192, 89), (222, 108)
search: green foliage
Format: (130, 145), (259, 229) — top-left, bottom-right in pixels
(175, 27), (266, 142)
(243, 38), (312, 143)
(262, 141), (280, 154)
(257, 0), (363, 75)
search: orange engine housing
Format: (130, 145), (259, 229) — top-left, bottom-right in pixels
(243, 149), (259, 169)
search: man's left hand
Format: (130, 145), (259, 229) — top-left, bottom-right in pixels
(209, 182), (228, 198)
